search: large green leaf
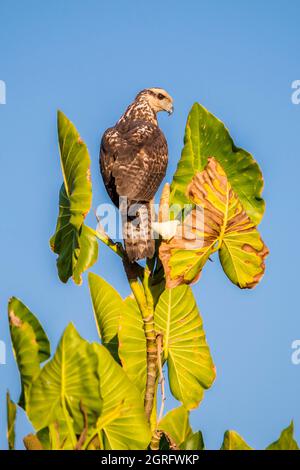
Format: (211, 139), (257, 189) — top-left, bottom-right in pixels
(170, 103), (265, 225)
(160, 158), (268, 289)
(6, 391), (17, 450)
(88, 272), (120, 362)
(266, 422), (299, 450)
(154, 286), (215, 409)
(158, 406), (204, 450)
(183, 431), (204, 450)
(88, 273), (147, 394)
(27, 324), (101, 434)
(118, 297), (147, 395)
(50, 111), (98, 284)
(72, 225), (98, 285)
(221, 430), (253, 450)
(8, 297), (50, 407)
(35, 421), (74, 450)
(92, 343), (151, 450)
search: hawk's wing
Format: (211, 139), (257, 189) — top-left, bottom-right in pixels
(100, 127), (120, 206)
(100, 121), (168, 205)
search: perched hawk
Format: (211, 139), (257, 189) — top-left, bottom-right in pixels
(100, 88), (173, 261)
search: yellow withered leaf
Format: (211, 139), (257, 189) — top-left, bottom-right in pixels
(160, 158), (269, 289)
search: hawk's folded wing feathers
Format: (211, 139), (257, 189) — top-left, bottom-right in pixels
(101, 121), (167, 203)
(99, 89), (170, 262)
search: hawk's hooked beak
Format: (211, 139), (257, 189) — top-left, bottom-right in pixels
(168, 105), (174, 116)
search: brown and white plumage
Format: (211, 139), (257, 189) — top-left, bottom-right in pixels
(100, 88), (173, 261)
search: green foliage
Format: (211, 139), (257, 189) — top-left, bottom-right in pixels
(7, 104), (293, 451)
(154, 286), (215, 409)
(72, 225), (99, 285)
(50, 111), (98, 284)
(170, 103), (265, 225)
(183, 431), (204, 451)
(220, 423), (300, 451)
(88, 272), (120, 362)
(28, 324), (101, 435)
(119, 297), (147, 395)
(266, 422), (299, 450)
(6, 391), (17, 450)
(91, 343), (151, 450)
(7, 299), (150, 450)
(221, 431), (253, 450)
(89, 275), (215, 409)
(158, 406), (204, 450)
(160, 157), (268, 289)
(8, 297), (50, 407)
(89, 272), (147, 394)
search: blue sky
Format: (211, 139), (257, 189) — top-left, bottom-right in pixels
(0, 0), (299, 450)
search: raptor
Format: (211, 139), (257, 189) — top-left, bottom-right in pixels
(100, 87), (173, 261)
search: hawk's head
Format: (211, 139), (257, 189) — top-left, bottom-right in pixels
(136, 88), (174, 115)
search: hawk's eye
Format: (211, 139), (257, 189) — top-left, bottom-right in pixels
(157, 93), (165, 100)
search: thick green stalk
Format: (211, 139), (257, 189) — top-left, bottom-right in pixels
(124, 259), (158, 422)
(150, 430), (162, 450)
(93, 226), (125, 259)
(94, 222), (159, 422)
(143, 309), (158, 421)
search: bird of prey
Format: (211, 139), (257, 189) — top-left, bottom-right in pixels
(100, 88), (173, 262)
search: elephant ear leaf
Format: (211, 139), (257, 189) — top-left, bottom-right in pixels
(157, 406), (204, 450)
(118, 297), (147, 396)
(88, 272), (120, 362)
(183, 431), (204, 451)
(6, 391), (17, 450)
(158, 406), (192, 449)
(170, 102), (265, 225)
(154, 286), (215, 409)
(8, 297), (50, 408)
(266, 422), (299, 450)
(88, 273), (148, 394)
(92, 343), (151, 450)
(27, 323), (101, 434)
(160, 158), (268, 289)
(72, 226), (99, 285)
(221, 430), (253, 450)
(50, 111), (98, 285)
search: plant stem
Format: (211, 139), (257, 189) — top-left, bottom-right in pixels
(150, 430), (179, 450)
(82, 402), (123, 450)
(23, 434), (44, 450)
(157, 334), (166, 423)
(143, 310), (158, 421)
(149, 430), (162, 450)
(75, 401), (88, 450)
(94, 218), (159, 423)
(124, 258), (158, 422)
(93, 225), (125, 259)
(93, 223), (144, 274)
